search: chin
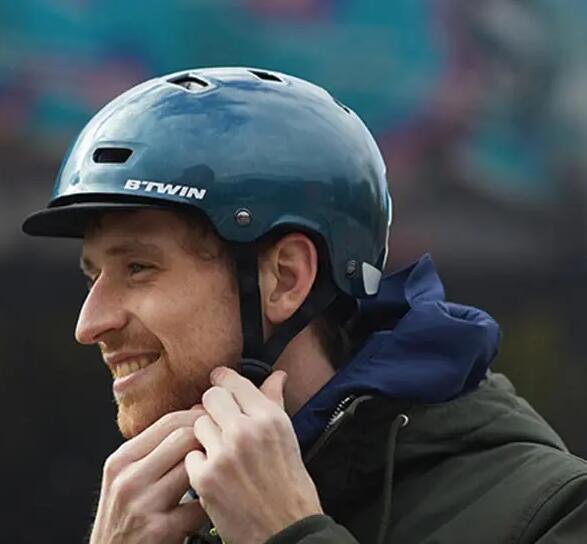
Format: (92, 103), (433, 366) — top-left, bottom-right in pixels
(115, 384), (208, 439)
(117, 406), (156, 439)
(117, 400), (186, 438)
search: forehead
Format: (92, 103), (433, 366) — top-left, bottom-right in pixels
(82, 209), (190, 253)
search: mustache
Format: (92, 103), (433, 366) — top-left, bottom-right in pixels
(98, 334), (163, 360)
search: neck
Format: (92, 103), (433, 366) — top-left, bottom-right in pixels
(274, 325), (336, 415)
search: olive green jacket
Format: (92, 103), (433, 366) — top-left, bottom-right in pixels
(266, 373), (587, 544)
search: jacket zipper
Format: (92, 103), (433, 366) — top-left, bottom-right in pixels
(325, 394), (357, 431)
(304, 394), (372, 465)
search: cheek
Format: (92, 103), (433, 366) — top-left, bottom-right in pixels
(148, 271), (242, 366)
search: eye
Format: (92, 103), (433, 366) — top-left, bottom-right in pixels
(128, 262), (153, 276)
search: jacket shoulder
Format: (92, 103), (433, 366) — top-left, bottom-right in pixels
(515, 458), (587, 543)
(378, 375), (587, 543)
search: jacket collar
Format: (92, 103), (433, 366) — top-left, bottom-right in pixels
(293, 254), (501, 452)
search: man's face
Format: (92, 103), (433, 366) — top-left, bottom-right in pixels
(76, 209), (241, 438)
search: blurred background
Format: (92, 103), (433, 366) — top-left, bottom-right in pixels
(1, 0), (586, 541)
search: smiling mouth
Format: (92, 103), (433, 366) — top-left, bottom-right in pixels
(112, 357), (157, 379)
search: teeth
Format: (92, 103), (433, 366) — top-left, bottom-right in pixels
(113, 359), (155, 379)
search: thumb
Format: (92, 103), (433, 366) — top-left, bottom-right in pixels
(259, 370), (288, 408)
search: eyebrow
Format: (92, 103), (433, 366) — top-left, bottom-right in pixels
(80, 240), (165, 273)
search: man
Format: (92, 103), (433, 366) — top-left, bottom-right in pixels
(23, 67), (587, 543)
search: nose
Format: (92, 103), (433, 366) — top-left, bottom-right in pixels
(75, 277), (129, 345)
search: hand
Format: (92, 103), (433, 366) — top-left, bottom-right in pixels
(90, 408), (208, 544)
(185, 367), (323, 544)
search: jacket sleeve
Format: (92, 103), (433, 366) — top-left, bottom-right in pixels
(264, 515), (359, 544)
(519, 472), (587, 543)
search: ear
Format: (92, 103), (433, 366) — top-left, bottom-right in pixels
(258, 233), (318, 327)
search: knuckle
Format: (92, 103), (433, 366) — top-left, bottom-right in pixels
(194, 470), (218, 499)
(110, 470), (139, 501)
(193, 414), (211, 434)
(125, 501), (148, 524)
(212, 451), (233, 474)
(179, 425), (196, 441)
(201, 386), (222, 408)
(156, 411), (191, 437)
(227, 411), (291, 451)
(103, 452), (125, 481)
(157, 411), (179, 431)
(157, 409), (201, 433)
(169, 426), (196, 447)
(227, 411), (246, 428)
(231, 424), (256, 449)
(168, 425), (187, 441)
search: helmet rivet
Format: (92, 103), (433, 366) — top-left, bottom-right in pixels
(234, 208), (252, 226)
(346, 260), (358, 277)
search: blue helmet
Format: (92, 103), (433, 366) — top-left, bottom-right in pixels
(23, 67), (392, 381)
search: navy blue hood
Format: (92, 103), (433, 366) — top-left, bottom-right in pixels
(292, 254), (501, 452)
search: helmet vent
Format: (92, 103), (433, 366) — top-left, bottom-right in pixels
(93, 147), (133, 164)
(168, 74), (210, 92)
(249, 69), (284, 83)
(333, 98), (351, 114)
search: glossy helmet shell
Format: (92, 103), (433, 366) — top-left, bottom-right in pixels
(23, 67), (392, 298)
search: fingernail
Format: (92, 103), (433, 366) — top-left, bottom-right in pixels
(210, 366), (224, 383)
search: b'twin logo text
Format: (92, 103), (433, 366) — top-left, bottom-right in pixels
(124, 179), (207, 200)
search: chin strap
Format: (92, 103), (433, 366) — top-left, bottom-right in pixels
(233, 244), (339, 386)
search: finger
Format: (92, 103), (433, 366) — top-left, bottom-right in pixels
(193, 415), (222, 457)
(134, 461), (191, 512)
(201, 386), (243, 431)
(117, 408), (206, 464)
(185, 449), (207, 492)
(259, 370), (287, 409)
(210, 366), (273, 416)
(133, 425), (201, 482)
(167, 500), (208, 538)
